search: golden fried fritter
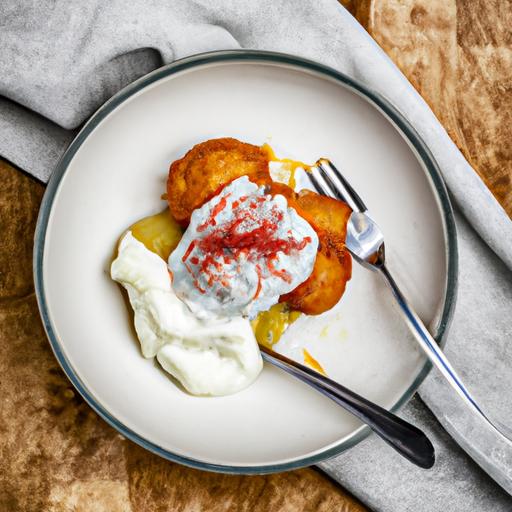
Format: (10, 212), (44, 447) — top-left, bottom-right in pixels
(167, 138), (271, 225)
(280, 238), (351, 315)
(295, 189), (352, 261)
(166, 137), (352, 315)
(268, 184), (352, 315)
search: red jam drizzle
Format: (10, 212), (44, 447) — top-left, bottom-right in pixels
(182, 193), (313, 293)
(197, 194), (230, 232)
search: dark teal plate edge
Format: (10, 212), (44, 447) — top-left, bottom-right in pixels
(33, 49), (458, 474)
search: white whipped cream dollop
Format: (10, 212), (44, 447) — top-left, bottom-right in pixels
(168, 176), (318, 319)
(111, 232), (263, 396)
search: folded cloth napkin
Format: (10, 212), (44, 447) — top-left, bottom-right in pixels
(1, 1), (511, 510)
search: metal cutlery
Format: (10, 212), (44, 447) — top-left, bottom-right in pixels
(310, 157), (512, 444)
(260, 345), (435, 468)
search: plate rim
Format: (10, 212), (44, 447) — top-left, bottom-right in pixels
(33, 49), (458, 474)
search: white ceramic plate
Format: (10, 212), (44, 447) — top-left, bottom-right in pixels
(34, 51), (457, 473)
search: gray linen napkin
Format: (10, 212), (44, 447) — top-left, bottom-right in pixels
(1, 1), (511, 510)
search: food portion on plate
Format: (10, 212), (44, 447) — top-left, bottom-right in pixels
(112, 233), (262, 396)
(169, 176), (319, 319)
(111, 138), (352, 396)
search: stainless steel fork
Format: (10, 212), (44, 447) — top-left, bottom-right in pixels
(310, 158), (512, 443)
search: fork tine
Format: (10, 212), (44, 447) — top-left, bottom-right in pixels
(314, 158), (367, 213)
(309, 167), (336, 199)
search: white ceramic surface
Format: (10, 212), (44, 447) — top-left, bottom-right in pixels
(37, 56), (452, 470)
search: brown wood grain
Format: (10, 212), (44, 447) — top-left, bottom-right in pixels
(0, 160), (366, 511)
(346, 0), (512, 217)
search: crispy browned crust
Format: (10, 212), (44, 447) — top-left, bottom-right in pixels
(295, 189), (352, 262)
(167, 138), (271, 225)
(280, 236), (352, 316)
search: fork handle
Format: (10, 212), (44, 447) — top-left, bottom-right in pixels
(379, 264), (510, 442)
(260, 346), (435, 468)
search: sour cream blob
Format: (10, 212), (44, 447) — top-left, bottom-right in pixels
(111, 232), (263, 396)
(169, 176), (319, 319)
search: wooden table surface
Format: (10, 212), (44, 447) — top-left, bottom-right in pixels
(1, 1), (510, 510)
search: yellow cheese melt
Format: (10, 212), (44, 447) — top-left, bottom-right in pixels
(129, 209), (183, 261)
(251, 303), (301, 348)
(261, 143), (311, 190)
(302, 348), (326, 375)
